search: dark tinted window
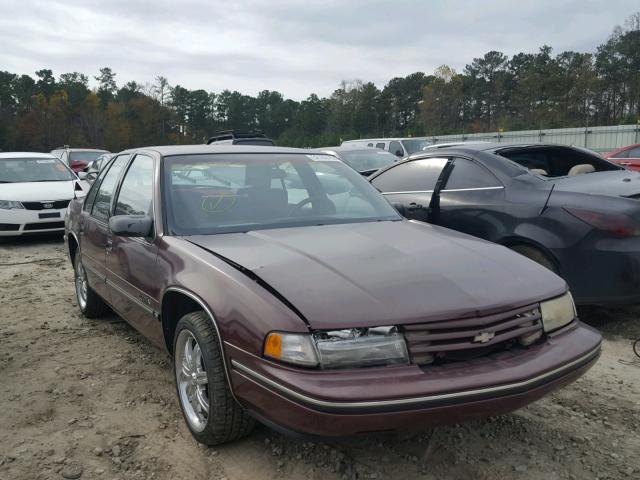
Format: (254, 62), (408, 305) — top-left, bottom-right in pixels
(389, 141), (404, 157)
(91, 155), (130, 222)
(371, 158), (448, 192)
(375, 142), (385, 149)
(445, 159), (501, 190)
(115, 155), (154, 216)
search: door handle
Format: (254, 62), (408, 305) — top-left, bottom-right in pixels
(406, 202), (423, 212)
(105, 238), (113, 254)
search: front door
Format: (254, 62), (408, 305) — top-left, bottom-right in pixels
(105, 154), (163, 347)
(370, 157), (448, 223)
(436, 157), (506, 241)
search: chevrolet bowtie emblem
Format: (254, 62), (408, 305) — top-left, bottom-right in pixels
(473, 331), (495, 343)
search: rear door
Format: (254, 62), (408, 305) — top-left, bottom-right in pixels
(106, 154), (163, 346)
(78, 154), (130, 300)
(435, 157), (506, 240)
(370, 158), (448, 222)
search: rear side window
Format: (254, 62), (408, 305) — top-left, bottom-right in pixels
(445, 158), (501, 190)
(91, 155), (130, 222)
(375, 142), (385, 149)
(114, 155), (154, 216)
(371, 158), (448, 192)
(628, 147), (640, 158)
(389, 141), (404, 157)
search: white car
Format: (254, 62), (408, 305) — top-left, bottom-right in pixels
(0, 152), (86, 236)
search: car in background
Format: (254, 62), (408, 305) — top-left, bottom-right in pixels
(65, 144), (600, 445)
(85, 153), (114, 182)
(51, 146), (110, 173)
(604, 143), (640, 171)
(369, 142), (640, 306)
(0, 152), (85, 236)
(206, 130), (275, 146)
(316, 146), (398, 176)
(341, 137), (431, 157)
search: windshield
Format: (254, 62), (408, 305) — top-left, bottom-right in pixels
(0, 157), (76, 183)
(339, 150), (397, 172)
(163, 153), (400, 235)
(402, 139), (431, 154)
(69, 151), (106, 162)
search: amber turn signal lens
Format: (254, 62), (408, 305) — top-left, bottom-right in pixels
(262, 332), (319, 367)
(264, 332), (283, 358)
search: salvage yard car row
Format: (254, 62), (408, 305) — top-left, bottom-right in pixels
(2, 137), (639, 446)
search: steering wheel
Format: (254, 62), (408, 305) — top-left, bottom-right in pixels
(291, 197), (314, 213)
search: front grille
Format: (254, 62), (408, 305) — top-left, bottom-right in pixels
(403, 304), (543, 365)
(0, 223), (20, 231)
(23, 221), (65, 231)
(22, 200), (71, 210)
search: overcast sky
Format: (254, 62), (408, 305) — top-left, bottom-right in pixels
(0, 0), (637, 100)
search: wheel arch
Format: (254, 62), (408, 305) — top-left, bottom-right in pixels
(497, 235), (561, 274)
(160, 287), (238, 401)
(68, 232), (80, 265)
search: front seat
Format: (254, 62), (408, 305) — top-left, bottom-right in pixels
(568, 164), (595, 176)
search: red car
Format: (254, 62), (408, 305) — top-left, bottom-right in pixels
(604, 143), (640, 171)
(50, 147), (110, 173)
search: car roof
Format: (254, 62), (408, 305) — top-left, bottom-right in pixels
(66, 148), (110, 152)
(121, 144), (330, 157)
(0, 152), (59, 159)
(445, 142), (575, 152)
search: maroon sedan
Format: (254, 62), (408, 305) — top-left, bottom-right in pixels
(604, 143), (640, 171)
(64, 145), (601, 445)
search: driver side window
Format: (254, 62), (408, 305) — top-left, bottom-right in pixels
(114, 155), (154, 217)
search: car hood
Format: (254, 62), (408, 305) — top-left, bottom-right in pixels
(185, 221), (566, 330)
(0, 181), (79, 201)
(550, 171), (640, 197)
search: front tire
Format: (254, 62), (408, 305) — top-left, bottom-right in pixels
(73, 250), (110, 318)
(173, 311), (254, 445)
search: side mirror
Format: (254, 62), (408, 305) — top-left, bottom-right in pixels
(109, 215), (153, 237)
(86, 171), (98, 183)
(77, 171), (88, 180)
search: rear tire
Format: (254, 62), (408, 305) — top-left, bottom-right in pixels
(509, 244), (559, 274)
(73, 250), (110, 318)
(173, 311), (254, 445)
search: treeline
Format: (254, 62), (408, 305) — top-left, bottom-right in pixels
(0, 13), (639, 152)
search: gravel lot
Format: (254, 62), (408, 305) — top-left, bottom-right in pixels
(1, 236), (639, 480)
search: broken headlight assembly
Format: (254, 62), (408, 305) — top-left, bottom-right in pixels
(263, 326), (409, 369)
(540, 291), (576, 332)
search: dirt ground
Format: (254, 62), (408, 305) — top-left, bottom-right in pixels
(1, 236), (639, 480)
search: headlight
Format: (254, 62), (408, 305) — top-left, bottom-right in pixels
(0, 200), (24, 209)
(264, 327), (409, 369)
(540, 292), (576, 332)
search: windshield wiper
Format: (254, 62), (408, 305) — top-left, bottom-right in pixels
(0, 181), (15, 183)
